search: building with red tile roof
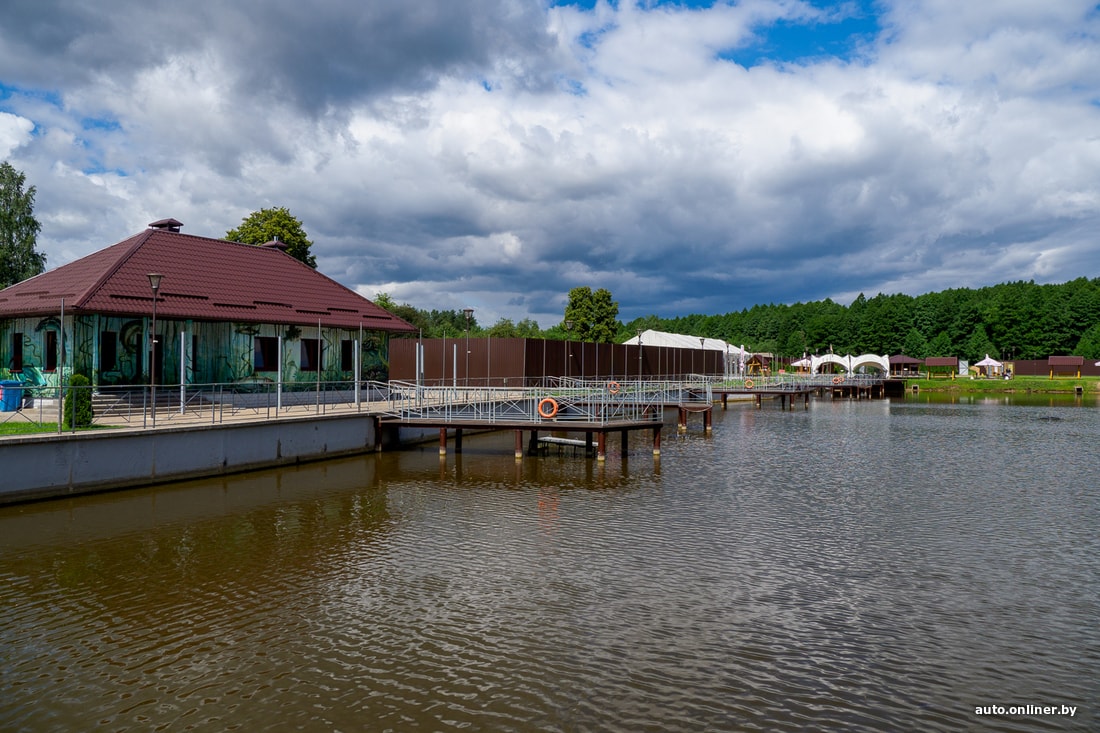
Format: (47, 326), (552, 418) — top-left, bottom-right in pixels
(0, 219), (414, 390)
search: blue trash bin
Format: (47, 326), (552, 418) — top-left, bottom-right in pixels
(0, 380), (22, 411)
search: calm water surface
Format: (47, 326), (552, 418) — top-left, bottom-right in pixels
(1, 394), (1098, 732)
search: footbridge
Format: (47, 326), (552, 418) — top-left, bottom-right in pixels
(381, 378), (714, 460)
(379, 371), (899, 459)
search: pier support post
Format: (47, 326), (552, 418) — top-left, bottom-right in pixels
(804, 392), (810, 410)
(653, 425), (662, 456)
(596, 432), (606, 462)
(678, 407), (687, 432)
(455, 428), (464, 454)
(755, 394), (762, 410)
(527, 430), (540, 456)
(704, 408), (712, 432)
(439, 428), (447, 457)
(514, 430), (523, 460)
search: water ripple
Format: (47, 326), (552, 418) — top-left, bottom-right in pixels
(2, 399), (1098, 731)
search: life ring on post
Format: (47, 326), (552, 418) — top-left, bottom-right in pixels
(537, 398), (559, 419)
(607, 381), (621, 394)
(744, 379), (754, 389)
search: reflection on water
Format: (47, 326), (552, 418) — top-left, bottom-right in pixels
(1, 396), (1098, 732)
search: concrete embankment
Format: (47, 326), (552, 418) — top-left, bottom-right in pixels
(0, 414), (438, 506)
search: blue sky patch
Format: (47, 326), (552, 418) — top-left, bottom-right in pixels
(721, 1), (881, 67)
(0, 82), (63, 109)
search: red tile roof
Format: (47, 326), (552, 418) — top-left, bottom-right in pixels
(0, 223), (415, 331)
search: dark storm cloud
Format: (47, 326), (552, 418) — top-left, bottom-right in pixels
(0, 0), (557, 111)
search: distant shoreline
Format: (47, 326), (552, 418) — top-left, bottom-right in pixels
(904, 376), (1099, 394)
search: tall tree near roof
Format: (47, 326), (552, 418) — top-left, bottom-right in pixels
(226, 206), (317, 268)
(563, 286), (620, 344)
(0, 161), (46, 288)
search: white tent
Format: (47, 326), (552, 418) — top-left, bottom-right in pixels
(621, 329), (746, 377)
(621, 329), (744, 356)
(975, 354), (1003, 375)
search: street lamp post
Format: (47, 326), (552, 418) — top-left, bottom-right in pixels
(147, 273), (163, 428)
(636, 329), (642, 382)
(565, 320), (573, 381)
(463, 308), (473, 386)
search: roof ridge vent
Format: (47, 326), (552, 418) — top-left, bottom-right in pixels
(149, 218), (183, 233)
(261, 236), (289, 251)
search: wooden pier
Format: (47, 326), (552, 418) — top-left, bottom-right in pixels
(712, 385), (815, 410)
(385, 416), (663, 462)
(381, 376), (902, 461)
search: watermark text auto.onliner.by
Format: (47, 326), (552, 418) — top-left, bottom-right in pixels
(974, 704), (1078, 718)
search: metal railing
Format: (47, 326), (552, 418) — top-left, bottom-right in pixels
(0, 379), (395, 433)
(386, 378), (714, 425)
(0, 372), (886, 434)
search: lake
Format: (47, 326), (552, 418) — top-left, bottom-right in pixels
(1, 393), (1097, 732)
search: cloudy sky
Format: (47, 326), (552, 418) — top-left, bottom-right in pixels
(2, 0), (1098, 328)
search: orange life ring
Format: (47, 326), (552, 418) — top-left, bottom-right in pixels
(607, 381), (621, 394)
(832, 376), (843, 384)
(744, 379), (754, 389)
(537, 398), (559, 419)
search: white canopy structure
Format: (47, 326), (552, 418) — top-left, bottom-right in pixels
(975, 354), (1004, 375)
(621, 329), (747, 378)
(621, 329), (744, 355)
(810, 353), (890, 375)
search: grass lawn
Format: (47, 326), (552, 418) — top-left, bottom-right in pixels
(0, 422), (61, 435)
(0, 422), (117, 436)
(905, 375), (1100, 393)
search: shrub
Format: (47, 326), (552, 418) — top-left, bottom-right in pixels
(63, 374), (94, 429)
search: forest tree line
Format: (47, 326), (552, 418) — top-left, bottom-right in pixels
(379, 278), (1100, 362)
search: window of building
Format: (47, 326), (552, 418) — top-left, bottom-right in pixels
(100, 331), (118, 371)
(45, 331), (58, 372)
(301, 339), (320, 371)
(254, 336), (279, 371)
(11, 333), (23, 372)
(340, 340), (354, 372)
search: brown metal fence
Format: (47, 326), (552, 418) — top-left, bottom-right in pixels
(389, 337), (725, 386)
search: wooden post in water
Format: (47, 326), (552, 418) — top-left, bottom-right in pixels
(596, 432), (605, 462)
(439, 428), (447, 457)
(455, 428), (464, 454)
(653, 425), (662, 456)
(514, 430), (523, 460)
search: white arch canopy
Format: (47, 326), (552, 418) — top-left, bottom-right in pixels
(810, 353), (889, 375)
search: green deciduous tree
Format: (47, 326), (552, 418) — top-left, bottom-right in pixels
(1074, 323), (1100, 359)
(226, 206), (317, 268)
(0, 161), (46, 288)
(563, 286), (620, 343)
